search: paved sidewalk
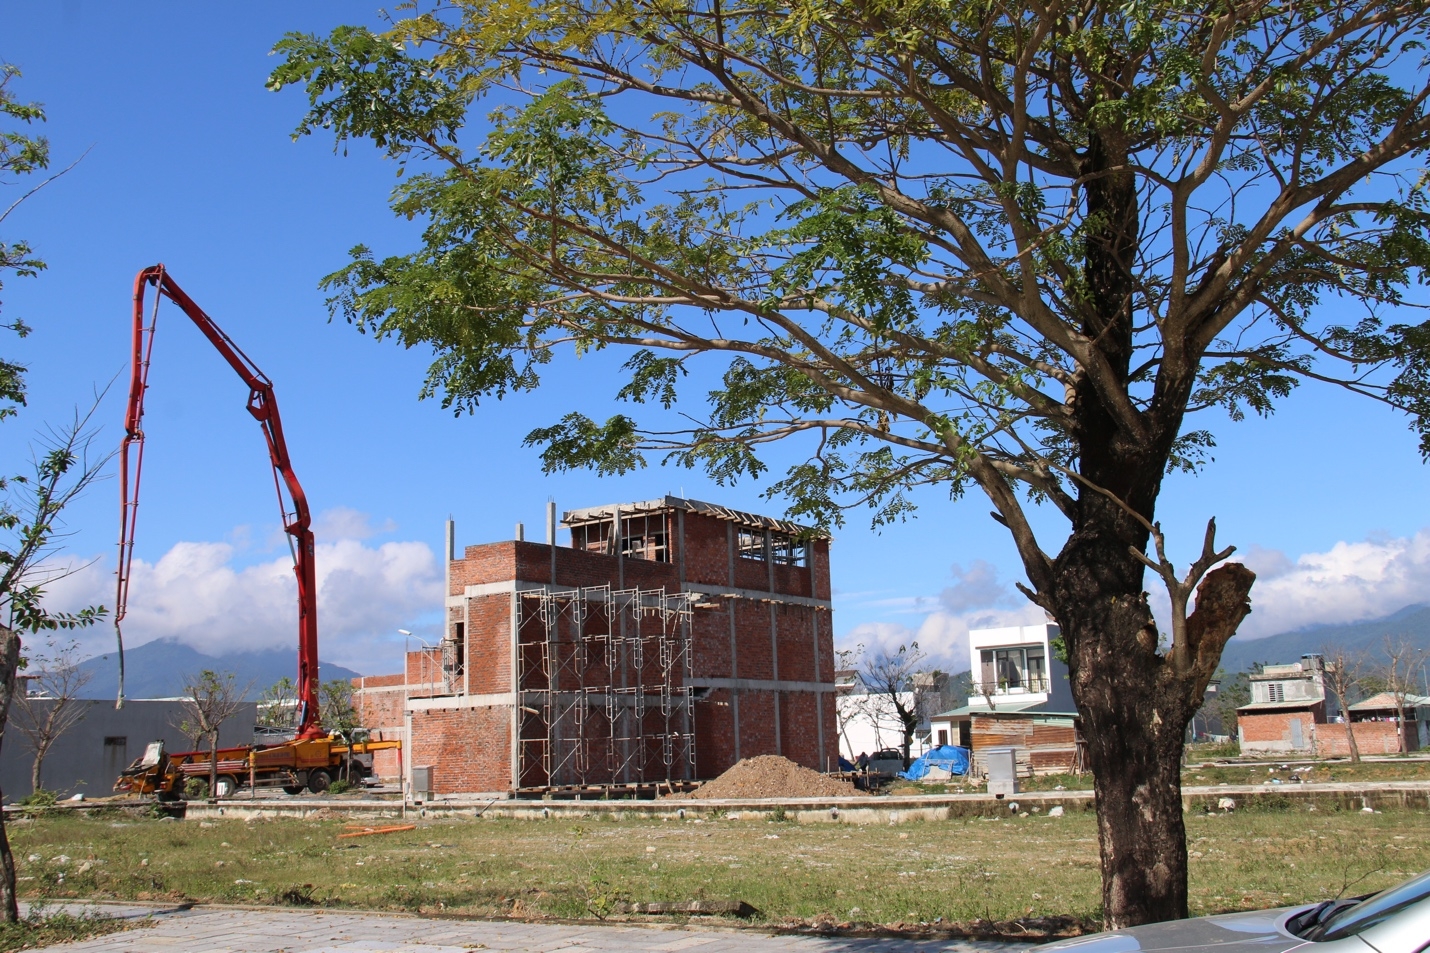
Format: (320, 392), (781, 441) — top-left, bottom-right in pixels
(28, 903), (1033, 952)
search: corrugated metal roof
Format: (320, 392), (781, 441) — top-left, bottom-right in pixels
(932, 700), (1066, 718)
(1349, 691), (1430, 711)
(561, 495), (829, 538)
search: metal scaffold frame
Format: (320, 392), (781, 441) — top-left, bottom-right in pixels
(515, 585), (695, 793)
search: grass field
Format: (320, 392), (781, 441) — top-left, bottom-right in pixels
(5, 804), (1429, 932)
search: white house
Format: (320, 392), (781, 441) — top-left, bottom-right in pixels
(928, 622), (1081, 775)
(968, 623), (1073, 709)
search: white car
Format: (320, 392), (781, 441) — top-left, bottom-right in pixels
(1035, 869), (1430, 953)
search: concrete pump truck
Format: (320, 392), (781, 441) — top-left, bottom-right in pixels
(112, 265), (399, 800)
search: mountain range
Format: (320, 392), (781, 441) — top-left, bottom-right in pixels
(1217, 603), (1430, 674)
(73, 639), (360, 701)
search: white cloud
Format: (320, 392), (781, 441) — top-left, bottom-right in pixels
(311, 507), (398, 542)
(1231, 528), (1430, 639)
(838, 559), (1044, 672)
(40, 508), (441, 674)
(939, 559), (1016, 613)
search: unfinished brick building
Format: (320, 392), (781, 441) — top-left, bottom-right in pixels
(353, 497), (837, 797)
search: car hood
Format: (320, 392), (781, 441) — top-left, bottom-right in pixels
(1034, 907), (1312, 953)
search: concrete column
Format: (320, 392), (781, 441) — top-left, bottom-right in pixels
(765, 528), (774, 592)
(813, 610), (825, 768)
(547, 500), (557, 583)
(444, 519), (455, 596)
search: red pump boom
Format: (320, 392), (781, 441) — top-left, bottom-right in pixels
(115, 265), (323, 740)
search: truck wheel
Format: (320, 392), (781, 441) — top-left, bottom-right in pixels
(213, 775), (239, 798)
(306, 769), (331, 794)
(282, 785), (304, 796)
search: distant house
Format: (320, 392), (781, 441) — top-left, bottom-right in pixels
(835, 672), (916, 761)
(1235, 656), (1430, 756)
(834, 669), (958, 763)
(928, 623), (1083, 777)
(1235, 656), (1329, 755)
(1345, 692), (1430, 753)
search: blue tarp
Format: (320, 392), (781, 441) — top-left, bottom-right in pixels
(899, 745), (970, 780)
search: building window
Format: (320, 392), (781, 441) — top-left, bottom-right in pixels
(937, 729), (948, 746)
(570, 514), (670, 562)
(978, 647), (1048, 694)
(104, 736), (127, 748)
(1269, 682), (1285, 703)
(737, 529), (766, 561)
(770, 532), (808, 567)
(619, 514), (668, 562)
(737, 527), (807, 566)
(571, 522), (609, 554)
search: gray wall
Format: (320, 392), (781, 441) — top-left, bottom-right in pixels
(0, 699), (258, 801)
(1049, 655), (1077, 713)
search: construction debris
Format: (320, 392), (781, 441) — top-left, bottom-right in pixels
(337, 824), (417, 839)
(676, 755), (867, 800)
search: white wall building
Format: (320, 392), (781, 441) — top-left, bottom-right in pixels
(835, 688), (918, 762)
(967, 623), (1074, 710)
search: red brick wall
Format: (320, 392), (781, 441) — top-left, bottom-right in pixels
(738, 690), (780, 757)
(464, 593), (511, 694)
(1314, 721), (1404, 756)
(681, 513), (732, 586)
(409, 704), (512, 795)
(734, 601), (775, 680)
(694, 688), (736, 774)
(1238, 706), (1323, 751)
(351, 678), (407, 780)
(775, 603), (816, 682)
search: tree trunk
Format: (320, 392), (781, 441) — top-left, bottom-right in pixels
(0, 628), (24, 922)
(1344, 717), (1361, 763)
(208, 734), (219, 800)
(30, 751), (41, 795)
(1051, 529), (1253, 928)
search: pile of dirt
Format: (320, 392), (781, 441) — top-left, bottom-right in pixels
(678, 755), (866, 800)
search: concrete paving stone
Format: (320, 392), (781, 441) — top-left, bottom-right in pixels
(34, 907), (1030, 953)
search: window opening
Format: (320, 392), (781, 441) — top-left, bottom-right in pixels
(978, 647), (1049, 694)
(619, 513), (668, 562)
(738, 527), (808, 566)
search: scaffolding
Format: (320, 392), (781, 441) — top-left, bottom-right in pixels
(515, 585), (695, 793)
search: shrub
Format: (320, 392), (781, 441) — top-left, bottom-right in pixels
(18, 789), (59, 808)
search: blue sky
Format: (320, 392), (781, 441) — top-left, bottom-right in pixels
(5, 3), (1430, 675)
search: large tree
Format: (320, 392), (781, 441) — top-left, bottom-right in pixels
(270, 0), (1430, 926)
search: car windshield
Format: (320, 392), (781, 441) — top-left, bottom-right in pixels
(1305, 869), (1430, 941)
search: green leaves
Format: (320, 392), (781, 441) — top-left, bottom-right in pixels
(269, 0), (1430, 539)
(1, 65), (51, 423)
(268, 27), (466, 154)
(524, 413), (645, 476)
